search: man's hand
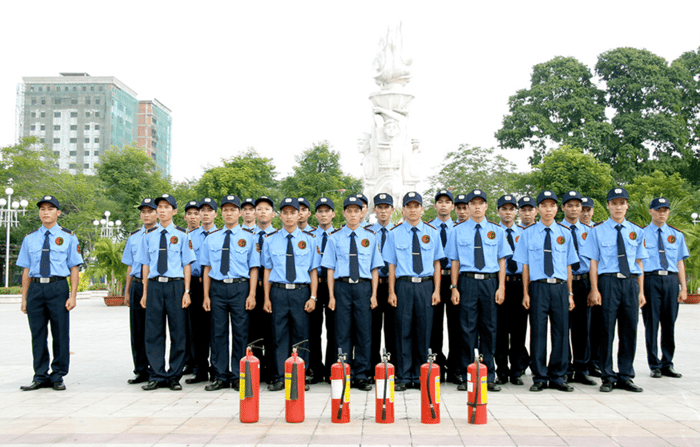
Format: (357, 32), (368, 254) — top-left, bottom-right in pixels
(588, 289), (601, 307)
(21, 301), (27, 314)
(431, 291), (440, 306)
(522, 293), (530, 310)
(494, 287), (505, 305)
(245, 295), (256, 310)
(370, 295), (378, 310)
(203, 296), (211, 312)
(304, 298), (316, 313)
(638, 292), (646, 308)
(568, 295), (575, 311)
(264, 299), (272, 313)
(679, 289), (688, 303)
(451, 288), (460, 305)
(66, 296), (76, 311)
(140, 294), (147, 309)
(328, 296), (336, 311)
(388, 291), (397, 307)
(124, 289), (130, 306)
(182, 292), (191, 309)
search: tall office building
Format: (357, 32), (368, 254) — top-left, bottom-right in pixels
(16, 73), (171, 176)
(138, 100), (171, 176)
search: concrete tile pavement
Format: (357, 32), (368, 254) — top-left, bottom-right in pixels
(1, 298), (700, 446)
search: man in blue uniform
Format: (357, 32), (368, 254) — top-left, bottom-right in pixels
(323, 196), (384, 390)
(518, 196), (537, 226)
(578, 196), (602, 377)
(454, 194), (470, 224)
(581, 187), (647, 393)
(383, 192), (444, 391)
(182, 200), (201, 376)
(366, 193), (396, 372)
(559, 191), (596, 386)
(513, 191), (578, 392)
(139, 194), (196, 391)
(494, 194), (529, 386)
(122, 197), (159, 384)
(241, 198), (257, 232)
(200, 195), (260, 390)
(297, 197), (314, 232)
(445, 189), (510, 391)
(262, 197), (321, 391)
(642, 197), (689, 379)
(17, 196), (83, 391)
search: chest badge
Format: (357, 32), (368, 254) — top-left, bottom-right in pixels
(629, 232), (637, 241)
(170, 236), (179, 244)
(298, 241), (307, 250)
(667, 235), (676, 244)
(556, 236), (565, 245)
(188, 240), (193, 249)
(238, 239), (247, 247)
(487, 231), (496, 240)
(361, 239), (370, 248)
(421, 235), (430, 244)
(582, 232), (588, 240)
(55, 237), (64, 246)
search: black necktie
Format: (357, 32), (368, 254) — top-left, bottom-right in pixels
(321, 231), (328, 278)
(220, 230), (231, 275)
(286, 234), (296, 283)
(258, 232), (265, 277)
(349, 231), (359, 281)
(157, 229), (168, 275)
(544, 227), (554, 277)
(474, 223), (485, 270)
(440, 223), (448, 269)
(506, 228), (517, 274)
(380, 227), (388, 276)
(616, 224), (631, 277)
(411, 227), (422, 274)
(658, 228), (669, 270)
(40, 231), (51, 277)
(570, 226), (581, 272)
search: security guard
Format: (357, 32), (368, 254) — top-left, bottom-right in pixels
(445, 189), (510, 391)
(200, 195), (260, 391)
(454, 194), (470, 223)
(383, 192), (444, 391)
(581, 187), (647, 393)
(366, 193), (396, 370)
(518, 196), (537, 226)
(262, 197), (320, 391)
(513, 191), (577, 392)
(308, 197), (336, 383)
(580, 197), (595, 226)
(642, 197), (689, 379)
(428, 189), (455, 379)
(17, 196), (83, 391)
(323, 196), (384, 390)
(241, 198), (257, 232)
(298, 197), (314, 231)
(559, 191), (596, 386)
(122, 197), (159, 384)
(356, 193), (370, 221)
(182, 200), (200, 376)
(139, 194), (196, 391)
(579, 196), (601, 376)
(494, 194), (529, 386)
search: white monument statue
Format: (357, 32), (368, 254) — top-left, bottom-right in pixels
(359, 23), (421, 209)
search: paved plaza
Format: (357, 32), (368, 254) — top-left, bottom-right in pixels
(1, 297), (700, 446)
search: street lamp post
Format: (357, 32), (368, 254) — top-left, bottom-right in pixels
(93, 211), (122, 239)
(320, 188), (346, 197)
(0, 187), (28, 287)
(692, 213), (700, 225)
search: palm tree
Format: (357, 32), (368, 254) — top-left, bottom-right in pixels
(87, 238), (127, 296)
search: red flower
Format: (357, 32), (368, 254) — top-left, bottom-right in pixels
(556, 236), (565, 245)
(238, 239), (246, 248)
(298, 241), (307, 250)
(421, 235), (430, 244)
(361, 239), (370, 248)
(170, 236), (178, 244)
(487, 231), (496, 240)
(629, 232), (637, 241)
(55, 237), (64, 246)
(668, 235), (676, 244)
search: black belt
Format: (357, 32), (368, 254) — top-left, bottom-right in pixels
(337, 277), (369, 284)
(600, 273), (639, 279)
(213, 278), (249, 284)
(378, 277), (389, 284)
(460, 272), (497, 280)
(132, 277), (143, 284)
(506, 274), (522, 282)
(646, 270), (677, 277)
(191, 275), (201, 280)
(441, 269), (451, 276)
(272, 282), (309, 290)
(536, 278), (565, 284)
(30, 276), (65, 284)
(397, 276), (433, 283)
(572, 273), (590, 281)
(152, 276), (184, 283)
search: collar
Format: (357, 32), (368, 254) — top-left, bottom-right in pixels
(535, 221), (556, 233)
(222, 225), (240, 235)
(607, 217), (629, 229)
(466, 218), (487, 230)
(282, 227), (301, 238)
(161, 222), (175, 233)
(433, 217), (453, 227)
(40, 225), (55, 236)
(402, 220), (423, 233)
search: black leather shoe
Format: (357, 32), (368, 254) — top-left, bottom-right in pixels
(169, 380), (182, 391)
(52, 381), (66, 391)
(589, 365), (602, 377)
(457, 382), (468, 391)
(487, 382), (501, 392)
(267, 381), (284, 391)
(205, 379), (228, 391)
(616, 379), (643, 392)
(510, 376), (524, 385)
(231, 379), (240, 391)
(599, 380), (614, 392)
(661, 367), (682, 378)
(20, 381), (51, 391)
(494, 376), (508, 385)
(304, 384), (310, 391)
(185, 374), (209, 384)
(354, 379), (372, 391)
(142, 381), (161, 391)
(182, 366), (195, 376)
(127, 374), (149, 385)
(565, 373), (573, 383)
(650, 369), (662, 378)
(449, 375), (464, 385)
(550, 382), (574, 392)
(529, 382), (546, 392)
(572, 372), (597, 385)
(395, 382), (407, 392)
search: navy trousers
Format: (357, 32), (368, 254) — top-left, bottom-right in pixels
(394, 280), (433, 384)
(599, 275), (639, 382)
(569, 278), (591, 374)
(642, 274), (680, 370)
(248, 281), (273, 382)
(457, 275), (498, 383)
(144, 280), (187, 382)
(270, 287), (311, 382)
(334, 281), (372, 380)
(129, 281), (150, 376)
(370, 281), (396, 368)
(188, 278), (211, 376)
(429, 274), (451, 373)
(309, 276), (335, 380)
(495, 278), (529, 379)
(210, 280), (250, 382)
(529, 281), (569, 385)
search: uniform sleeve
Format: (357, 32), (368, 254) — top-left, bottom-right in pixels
(262, 237), (272, 269)
(444, 227), (458, 261)
(138, 233), (151, 267)
(67, 234), (84, 268)
(122, 236), (133, 266)
(432, 229), (445, 263)
(16, 237), (31, 269)
(370, 234), (384, 270)
(248, 235), (261, 268)
(199, 237), (211, 267)
(678, 232), (690, 262)
(579, 226), (599, 261)
(565, 232), (579, 266)
(512, 230), (528, 266)
(383, 231), (398, 266)
(180, 233), (196, 267)
(496, 228), (512, 260)
(634, 229), (649, 261)
(308, 238), (321, 272)
(320, 237), (337, 270)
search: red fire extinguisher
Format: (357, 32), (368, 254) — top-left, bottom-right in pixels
(421, 349), (440, 424)
(240, 345), (260, 423)
(330, 348), (350, 423)
(285, 342), (307, 423)
(468, 349), (488, 424)
(375, 349), (394, 424)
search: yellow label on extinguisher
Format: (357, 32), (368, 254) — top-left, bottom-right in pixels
(284, 372), (292, 400)
(435, 376), (441, 404)
(240, 373), (246, 400)
(481, 376), (488, 404)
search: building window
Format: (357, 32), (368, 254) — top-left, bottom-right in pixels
(54, 112), (61, 118)
(84, 124), (90, 130)
(30, 125), (36, 131)
(40, 138), (45, 143)
(54, 138), (60, 143)
(90, 86), (94, 91)
(95, 98), (100, 105)
(31, 99), (36, 105)
(84, 163), (89, 169)
(69, 163), (76, 169)
(54, 125), (60, 131)
(41, 111), (46, 118)
(94, 150), (99, 156)
(69, 150), (76, 156)
(85, 111), (91, 117)
(70, 125), (77, 130)
(99, 86), (103, 91)
(53, 151), (59, 156)
(95, 112), (100, 117)
(94, 138), (99, 143)
(84, 151), (90, 156)
(71, 112), (78, 117)
(85, 138), (90, 143)
(73, 86), (77, 92)
(70, 138), (77, 143)
(41, 99), (46, 105)
(30, 112), (36, 118)
(30, 86), (34, 92)
(94, 124), (100, 130)
(86, 98), (91, 105)
(71, 99), (77, 105)
(55, 99), (61, 105)
(40, 125), (45, 131)
(82, 86), (86, 91)
(38, 87), (43, 91)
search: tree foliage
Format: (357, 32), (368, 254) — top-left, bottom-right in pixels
(197, 148), (278, 202)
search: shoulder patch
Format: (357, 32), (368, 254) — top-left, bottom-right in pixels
(307, 225), (317, 232)
(330, 228), (342, 235)
(60, 226), (74, 235)
(423, 221), (437, 230)
(146, 226), (158, 233)
(390, 223), (402, 231)
(264, 230), (279, 238)
(628, 220), (643, 229)
(453, 220), (466, 227)
(130, 229), (140, 236)
(302, 230), (316, 238)
(517, 224), (526, 230)
(487, 220), (499, 226)
(175, 225), (187, 233)
(241, 228), (254, 234)
(26, 229), (39, 237)
(364, 228), (376, 235)
(556, 222), (570, 229)
(667, 224), (684, 234)
(581, 222), (591, 228)
(364, 224), (373, 231)
(593, 221), (604, 227)
(522, 223), (536, 230)
(209, 228), (222, 235)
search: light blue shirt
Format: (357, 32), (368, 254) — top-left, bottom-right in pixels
(241, 223), (256, 232)
(513, 221), (579, 281)
(382, 221), (445, 278)
(262, 227), (321, 284)
(321, 225), (384, 279)
(367, 222), (392, 278)
(429, 217), (454, 269)
(121, 224), (159, 278)
(17, 225), (83, 277)
(444, 219), (511, 274)
(200, 225), (260, 280)
(500, 222), (523, 275)
(312, 225), (334, 274)
(642, 223), (689, 272)
(558, 220), (591, 275)
(138, 222), (196, 278)
(580, 218), (648, 275)
(189, 226), (218, 277)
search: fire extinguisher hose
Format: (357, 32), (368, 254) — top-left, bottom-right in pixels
(382, 350), (388, 420)
(469, 354), (480, 424)
(426, 353), (437, 419)
(338, 350), (347, 420)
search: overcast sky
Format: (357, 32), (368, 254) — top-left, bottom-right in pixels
(1, 1), (698, 188)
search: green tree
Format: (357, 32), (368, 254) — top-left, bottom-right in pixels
(196, 148), (279, 201)
(671, 47), (700, 185)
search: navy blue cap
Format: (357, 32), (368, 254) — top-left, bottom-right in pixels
(221, 194), (241, 208)
(607, 187), (629, 201)
(454, 194), (469, 205)
(155, 194), (177, 209)
(315, 197), (335, 211)
(37, 195), (60, 210)
(138, 197), (157, 210)
(280, 197), (300, 211)
(297, 197), (311, 209)
(344, 196), (363, 209)
(562, 190), (582, 205)
(434, 189), (454, 202)
(497, 194), (517, 208)
(199, 197), (218, 211)
(402, 191), (422, 206)
(650, 197), (671, 210)
(242, 197), (256, 208)
(536, 190), (558, 205)
(467, 189), (487, 204)
(355, 193), (369, 206)
(184, 200), (199, 211)
(518, 196), (535, 208)
(581, 197), (594, 208)
(373, 193), (394, 207)
(255, 196), (274, 208)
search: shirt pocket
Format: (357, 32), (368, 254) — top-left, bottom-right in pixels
(210, 246), (223, 264)
(601, 240), (617, 258)
(528, 245), (543, 262)
(49, 243), (69, 264)
(234, 247), (248, 268)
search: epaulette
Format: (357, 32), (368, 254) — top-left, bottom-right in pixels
(424, 221), (437, 230)
(667, 223), (684, 234)
(265, 230), (279, 238)
(390, 223), (402, 231)
(556, 222), (570, 230)
(130, 229), (140, 236)
(363, 224), (373, 231)
(241, 228), (254, 234)
(26, 229), (38, 236)
(364, 227), (376, 234)
(175, 225), (187, 233)
(146, 226), (158, 234)
(453, 220), (466, 227)
(517, 224), (526, 230)
(303, 229), (316, 238)
(208, 228), (222, 235)
(593, 221), (604, 227)
(330, 228), (342, 235)
(581, 222), (592, 228)
(521, 223), (536, 230)
(487, 220), (499, 226)
(628, 220), (643, 229)
(60, 226), (74, 235)
(306, 225), (317, 232)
